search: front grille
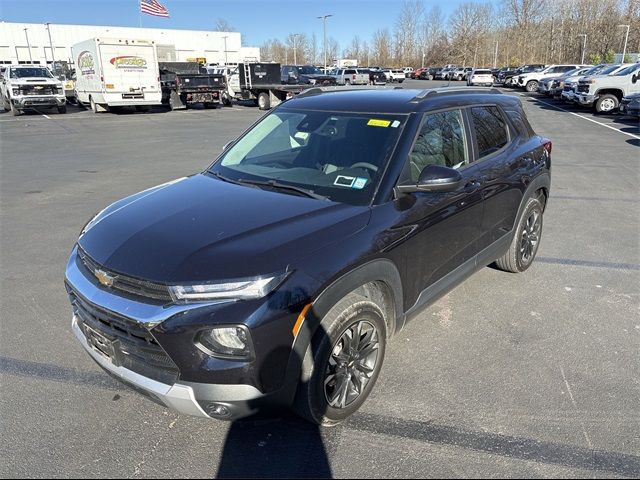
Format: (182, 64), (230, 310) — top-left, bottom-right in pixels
(563, 85), (572, 92)
(69, 288), (179, 385)
(77, 247), (173, 302)
(20, 84), (57, 95)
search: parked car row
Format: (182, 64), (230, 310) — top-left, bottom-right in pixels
(529, 62), (640, 115)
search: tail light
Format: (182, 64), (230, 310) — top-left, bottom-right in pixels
(100, 76), (104, 82)
(543, 140), (552, 155)
(352, 74), (357, 80)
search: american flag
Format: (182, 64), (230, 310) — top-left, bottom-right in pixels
(140, 0), (169, 18)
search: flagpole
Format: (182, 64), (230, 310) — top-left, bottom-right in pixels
(139, 0), (142, 27)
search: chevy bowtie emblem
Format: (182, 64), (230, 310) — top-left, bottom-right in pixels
(95, 269), (114, 287)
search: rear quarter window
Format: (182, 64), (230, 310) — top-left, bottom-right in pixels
(470, 106), (510, 158)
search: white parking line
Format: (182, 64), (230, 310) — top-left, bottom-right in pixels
(42, 114), (51, 119)
(524, 95), (640, 141)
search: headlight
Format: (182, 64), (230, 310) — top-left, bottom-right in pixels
(57, 86), (64, 94)
(197, 325), (253, 359)
(12, 88), (20, 95)
(168, 273), (288, 302)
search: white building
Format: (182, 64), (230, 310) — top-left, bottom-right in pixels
(0, 21), (260, 66)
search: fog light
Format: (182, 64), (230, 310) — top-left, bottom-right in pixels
(206, 403), (231, 418)
(197, 325), (253, 360)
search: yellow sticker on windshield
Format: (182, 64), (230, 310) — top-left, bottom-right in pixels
(367, 119), (391, 127)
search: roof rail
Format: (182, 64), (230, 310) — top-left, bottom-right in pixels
(295, 85), (404, 99)
(410, 86), (502, 102)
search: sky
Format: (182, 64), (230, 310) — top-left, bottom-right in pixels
(0, 0), (477, 48)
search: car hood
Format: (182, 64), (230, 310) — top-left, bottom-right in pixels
(78, 174), (370, 283)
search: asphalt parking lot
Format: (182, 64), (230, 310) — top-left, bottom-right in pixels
(1, 79), (639, 478)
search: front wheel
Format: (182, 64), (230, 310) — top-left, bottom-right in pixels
(294, 292), (387, 426)
(594, 94), (618, 113)
(495, 196), (544, 273)
(10, 102), (21, 116)
(57, 105), (67, 114)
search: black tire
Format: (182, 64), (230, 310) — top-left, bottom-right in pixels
(594, 94), (618, 114)
(495, 196), (544, 273)
(526, 80), (538, 93)
(345, 79), (351, 85)
(398, 79), (404, 84)
(257, 91), (270, 110)
(221, 92), (232, 107)
(294, 292), (387, 426)
(10, 102), (21, 116)
(57, 105), (67, 114)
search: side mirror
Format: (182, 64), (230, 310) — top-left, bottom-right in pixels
(397, 165), (463, 193)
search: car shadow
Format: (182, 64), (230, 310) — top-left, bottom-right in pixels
(216, 306), (334, 479)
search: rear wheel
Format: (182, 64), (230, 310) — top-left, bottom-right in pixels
(594, 94), (618, 114)
(526, 80), (538, 92)
(495, 196), (544, 273)
(57, 105), (67, 114)
(294, 292), (387, 426)
(257, 91), (270, 110)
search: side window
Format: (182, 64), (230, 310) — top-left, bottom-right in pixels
(406, 109), (468, 181)
(470, 106), (509, 158)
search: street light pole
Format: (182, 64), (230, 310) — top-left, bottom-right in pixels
(45, 23), (55, 66)
(618, 24), (630, 62)
(493, 40), (499, 68)
(23, 28), (33, 64)
(317, 14), (333, 74)
(222, 35), (228, 65)
(292, 33), (300, 65)
(578, 34), (587, 64)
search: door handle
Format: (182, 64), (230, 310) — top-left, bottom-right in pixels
(464, 180), (482, 192)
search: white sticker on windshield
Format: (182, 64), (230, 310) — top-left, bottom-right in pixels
(334, 175), (356, 188)
(391, 120), (401, 128)
(353, 177), (368, 189)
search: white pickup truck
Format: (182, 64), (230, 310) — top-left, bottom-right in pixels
(0, 64), (67, 116)
(576, 63), (640, 113)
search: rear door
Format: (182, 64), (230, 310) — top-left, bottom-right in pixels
(467, 105), (525, 251)
(99, 42), (158, 94)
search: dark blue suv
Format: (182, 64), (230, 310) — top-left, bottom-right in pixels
(65, 87), (551, 425)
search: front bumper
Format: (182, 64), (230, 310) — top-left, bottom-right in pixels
(72, 316), (268, 419)
(561, 91), (576, 102)
(12, 95), (66, 108)
(65, 246), (300, 420)
(577, 93), (596, 106)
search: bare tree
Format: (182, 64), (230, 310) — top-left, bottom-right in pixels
(213, 18), (236, 32)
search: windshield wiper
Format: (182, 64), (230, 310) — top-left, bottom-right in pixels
(238, 178), (329, 200)
(207, 171), (255, 187)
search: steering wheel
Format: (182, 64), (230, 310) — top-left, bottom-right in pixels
(350, 162), (379, 173)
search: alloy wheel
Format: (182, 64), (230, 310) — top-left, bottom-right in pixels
(520, 209), (541, 264)
(600, 98), (616, 112)
(324, 320), (380, 409)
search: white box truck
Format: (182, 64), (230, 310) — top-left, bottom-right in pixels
(72, 38), (162, 113)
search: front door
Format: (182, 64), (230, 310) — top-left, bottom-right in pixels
(393, 108), (484, 306)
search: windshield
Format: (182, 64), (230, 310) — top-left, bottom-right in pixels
(614, 64), (640, 76)
(298, 66), (322, 75)
(599, 65), (621, 75)
(209, 109), (407, 205)
(10, 67), (53, 79)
